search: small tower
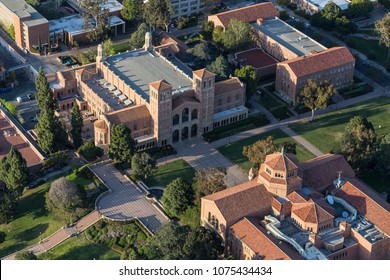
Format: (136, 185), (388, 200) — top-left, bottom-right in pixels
(144, 32), (153, 51)
(96, 44), (105, 73)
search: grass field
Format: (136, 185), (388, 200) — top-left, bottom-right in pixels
(0, 184), (66, 258)
(347, 38), (388, 68)
(39, 234), (120, 260)
(143, 159), (196, 187)
(290, 97), (390, 153)
(113, 41), (130, 54)
(217, 129), (315, 172)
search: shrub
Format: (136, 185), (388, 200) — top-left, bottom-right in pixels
(77, 140), (103, 162)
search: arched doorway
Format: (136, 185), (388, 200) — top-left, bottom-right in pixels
(172, 129), (179, 143)
(181, 127), (188, 140)
(182, 108), (189, 123)
(191, 124), (197, 138)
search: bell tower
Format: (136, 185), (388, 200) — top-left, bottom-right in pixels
(96, 44), (105, 73)
(193, 69), (215, 134)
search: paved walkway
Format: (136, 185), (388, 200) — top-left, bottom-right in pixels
(2, 211), (101, 260)
(90, 162), (168, 233)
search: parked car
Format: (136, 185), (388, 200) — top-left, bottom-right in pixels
(16, 96), (29, 103)
(27, 93), (35, 100)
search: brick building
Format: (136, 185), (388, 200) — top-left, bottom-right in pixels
(50, 33), (247, 150)
(275, 47), (355, 102)
(201, 152), (390, 260)
(0, 0), (49, 50)
(208, 2), (279, 29)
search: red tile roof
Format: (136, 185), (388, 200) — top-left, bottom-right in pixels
(235, 48), (278, 69)
(172, 94), (199, 109)
(150, 79), (172, 91)
(287, 191), (309, 203)
(279, 47), (355, 78)
(265, 152), (299, 171)
(202, 179), (273, 223)
(193, 69), (215, 79)
(230, 217), (304, 260)
(208, 2), (279, 29)
(215, 77), (244, 95)
(106, 105), (151, 127)
(299, 153), (355, 192)
(292, 201), (334, 224)
(336, 178), (390, 236)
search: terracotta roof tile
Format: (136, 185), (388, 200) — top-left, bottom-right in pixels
(215, 77), (244, 95)
(230, 217), (304, 260)
(150, 79), (172, 91)
(94, 119), (107, 130)
(279, 47), (355, 78)
(287, 191), (309, 203)
(193, 69), (215, 79)
(202, 179), (273, 223)
(299, 153), (355, 192)
(172, 93), (199, 109)
(208, 3), (279, 29)
(265, 152), (299, 171)
(292, 201), (334, 224)
(336, 178), (390, 236)
(106, 105), (151, 127)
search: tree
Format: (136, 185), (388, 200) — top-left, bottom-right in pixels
(194, 167), (226, 202)
(142, 0), (174, 31)
(207, 56), (231, 81)
(77, 49), (98, 65)
(148, 221), (189, 259)
(0, 231), (6, 243)
(80, 0), (110, 42)
(131, 152), (157, 178)
(341, 116), (377, 169)
(335, 16), (357, 36)
(379, 0), (390, 8)
(376, 133), (390, 183)
(187, 41), (220, 68)
(108, 124), (136, 163)
(243, 136), (275, 170)
(222, 19), (252, 51)
(202, 21), (214, 41)
(161, 178), (193, 217)
(297, 79), (335, 121)
(15, 251), (37, 260)
(234, 65), (257, 100)
(348, 0), (373, 18)
(70, 105), (83, 149)
(183, 226), (224, 260)
(35, 68), (56, 112)
(121, 0), (141, 21)
(0, 188), (18, 224)
(180, 205), (200, 229)
(0, 146), (29, 193)
(46, 177), (85, 222)
(103, 38), (115, 56)
(212, 26), (224, 45)
(376, 13), (390, 66)
(129, 23), (148, 50)
(77, 140), (104, 162)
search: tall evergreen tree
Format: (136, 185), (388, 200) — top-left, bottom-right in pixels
(35, 68), (56, 112)
(1, 146), (29, 193)
(70, 105), (83, 149)
(108, 124), (136, 163)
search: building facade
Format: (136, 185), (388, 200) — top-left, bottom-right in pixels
(201, 152), (390, 260)
(275, 47), (355, 102)
(0, 0), (49, 50)
(50, 34), (247, 149)
(171, 0), (204, 19)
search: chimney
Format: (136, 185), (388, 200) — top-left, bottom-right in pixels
(144, 32), (153, 51)
(257, 18), (266, 26)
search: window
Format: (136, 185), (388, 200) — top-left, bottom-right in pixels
(133, 124), (138, 131)
(275, 172), (284, 178)
(266, 168), (272, 175)
(182, 108), (189, 122)
(218, 99), (222, 106)
(173, 114), (180, 125)
(191, 109), (198, 120)
(203, 81), (206, 88)
(236, 93), (240, 100)
(227, 96), (231, 103)
(209, 80), (211, 87)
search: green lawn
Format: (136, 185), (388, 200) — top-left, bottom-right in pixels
(259, 85), (294, 120)
(39, 234), (120, 260)
(347, 38), (388, 68)
(143, 159), (196, 187)
(217, 129), (315, 172)
(358, 170), (390, 194)
(290, 97), (390, 154)
(113, 41), (130, 54)
(0, 184), (66, 258)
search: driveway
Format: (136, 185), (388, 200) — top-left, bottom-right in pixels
(90, 162), (168, 234)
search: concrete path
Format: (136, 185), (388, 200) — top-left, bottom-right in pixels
(2, 211), (101, 260)
(90, 162), (168, 233)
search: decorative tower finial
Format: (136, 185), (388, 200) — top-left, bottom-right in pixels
(144, 32), (153, 51)
(281, 146), (285, 155)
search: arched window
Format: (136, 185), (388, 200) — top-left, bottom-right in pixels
(191, 124), (197, 138)
(172, 130), (179, 143)
(181, 127), (189, 140)
(191, 109), (198, 120)
(172, 114), (180, 125)
(182, 108), (189, 123)
(227, 96), (231, 103)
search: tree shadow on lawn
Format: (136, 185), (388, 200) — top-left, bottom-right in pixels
(53, 242), (117, 260)
(13, 223), (49, 242)
(0, 241), (27, 258)
(17, 188), (48, 217)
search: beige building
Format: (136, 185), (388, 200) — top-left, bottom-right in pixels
(275, 47), (355, 102)
(201, 152), (390, 260)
